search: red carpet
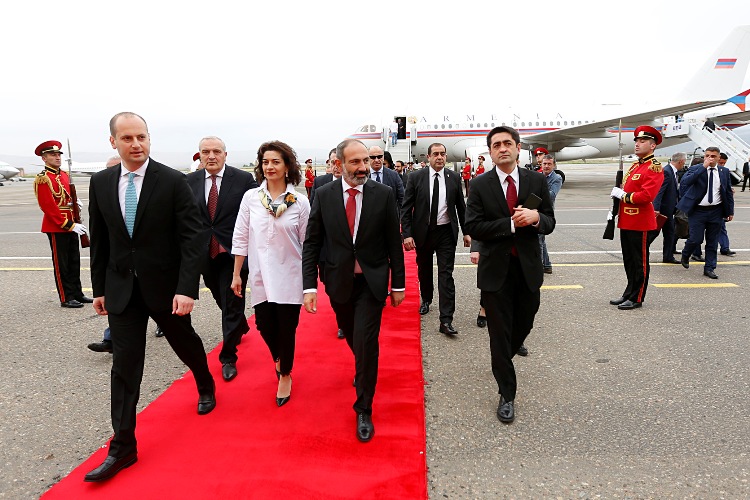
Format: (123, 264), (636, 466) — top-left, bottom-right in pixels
(43, 256), (426, 499)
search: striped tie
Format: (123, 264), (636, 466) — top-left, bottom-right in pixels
(125, 172), (137, 237)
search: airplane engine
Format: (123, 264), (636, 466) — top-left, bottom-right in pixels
(446, 139), (486, 162)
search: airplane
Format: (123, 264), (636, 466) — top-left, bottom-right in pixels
(0, 161), (21, 186)
(349, 25), (750, 181)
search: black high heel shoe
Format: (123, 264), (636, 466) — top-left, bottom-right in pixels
(276, 376), (292, 407)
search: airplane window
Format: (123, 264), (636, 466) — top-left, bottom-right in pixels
(536, 122), (539, 126)
(512, 122), (517, 127)
(469, 123), (473, 128)
(557, 121), (560, 126)
(585, 121), (589, 124)
(448, 124), (452, 129)
(543, 121), (546, 126)
(502, 122), (506, 126)
(578, 121), (581, 125)
(491, 123), (495, 127)
(370, 125), (376, 132)
(441, 124), (445, 129)
(521, 122), (525, 126)
(484, 123), (488, 127)
(564, 121), (568, 125)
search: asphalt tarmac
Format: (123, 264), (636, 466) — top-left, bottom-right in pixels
(1, 165), (748, 498)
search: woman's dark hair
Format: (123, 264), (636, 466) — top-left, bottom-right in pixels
(383, 150), (394, 169)
(254, 140), (302, 185)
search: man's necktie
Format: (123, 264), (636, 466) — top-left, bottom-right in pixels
(346, 188), (358, 235)
(429, 172), (439, 227)
(375, 170), (381, 183)
(208, 175), (220, 258)
(506, 176), (518, 256)
(708, 168), (715, 204)
(125, 172), (137, 237)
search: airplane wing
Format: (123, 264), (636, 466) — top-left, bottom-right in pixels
(714, 110), (750, 123)
(522, 100), (727, 150)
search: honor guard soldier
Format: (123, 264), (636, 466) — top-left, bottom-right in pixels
(33, 140), (92, 308)
(609, 126), (664, 310)
(524, 147), (548, 171)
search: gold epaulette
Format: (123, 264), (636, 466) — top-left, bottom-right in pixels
(649, 158), (662, 173)
(33, 171), (51, 199)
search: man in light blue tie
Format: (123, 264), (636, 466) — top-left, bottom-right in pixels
(678, 146), (735, 279)
(85, 112), (215, 482)
(367, 145), (404, 216)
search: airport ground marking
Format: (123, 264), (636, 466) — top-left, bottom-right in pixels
(652, 283), (739, 288)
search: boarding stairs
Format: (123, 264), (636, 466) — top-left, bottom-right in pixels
(663, 121), (750, 182)
(382, 127), (412, 163)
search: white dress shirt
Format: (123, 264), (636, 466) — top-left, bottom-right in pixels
(231, 181), (310, 307)
(698, 167), (722, 206)
(369, 167), (384, 183)
(204, 166), (225, 204)
(494, 165), (520, 232)
(118, 159), (149, 221)
(428, 167), (450, 226)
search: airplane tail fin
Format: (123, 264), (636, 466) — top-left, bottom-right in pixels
(727, 88), (750, 111)
(678, 25), (750, 103)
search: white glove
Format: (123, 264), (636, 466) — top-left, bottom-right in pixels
(607, 210), (614, 221)
(72, 224), (88, 236)
(610, 187), (626, 200)
(77, 198), (83, 210)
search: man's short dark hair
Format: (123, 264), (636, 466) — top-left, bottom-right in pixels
(336, 139), (366, 163)
(427, 143), (446, 156)
(109, 112), (148, 137)
(255, 140), (302, 186)
(542, 154), (555, 164)
(486, 126), (520, 149)
(719, 152), (728, 160)
(705, 146), (721, 154)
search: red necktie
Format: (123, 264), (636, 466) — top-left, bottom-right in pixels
(208, 175), (220, 258)
(346, 188), (358, 235)
(506, 176), (518, 256)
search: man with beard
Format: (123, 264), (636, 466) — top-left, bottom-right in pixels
(302, 139), (405, 442)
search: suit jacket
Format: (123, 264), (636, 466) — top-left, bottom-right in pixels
(464, 167), (555, 292)
(743, 161), (749, 176)
(401, 166), (466, 246)
(652, 163), (678, 216)
(371, 167), (404, 215)
(545, 170), (563, 207)
(89, 159), (203, 314)
(185, 165), (257, 271)
(302, 178), (405, 303)
(310, 173), (333, 206)
(676, 164), (734, 218)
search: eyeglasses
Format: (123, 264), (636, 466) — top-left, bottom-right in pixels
(369, 155), (384, 159)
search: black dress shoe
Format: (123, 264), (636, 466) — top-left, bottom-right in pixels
(197, 384), (216, 415)
(83, 453), (138, 482)
(154, 326), (165, 337)
(356, 413), (374, 442)
(337, 329), (344, 339)
(609, 296), (627, 305)
(61, 299), (84, 308)
(77, 295), (94, 303)
(419, 302), (430, 315)
(617, 300), (642, 310)
(543, 267), (552, 274)
(691, 255), (705, 262)
(720, 250), (736, 256)
(476, 315), (487, 328)
(222, 363), (237, 382)
(704, 269), (719, 279)
(680, 255), (690, 269)
(517, 344), (529, 356)
(497, 398), (514, 423)
(87, 340), (113, 353)
(662, 258), (679, 264)
(439, 322), (458, 336)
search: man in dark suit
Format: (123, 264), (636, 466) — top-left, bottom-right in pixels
(650, 152), (685, 263)
(302, 139), (405, 443)
(367, 145), (404, 215)
(186, 136), (257, 382)
(742, 157), (749, 191)
(309, 147), (345, 339)
(464, 126), (555, 424)
(84, 112), (216, 482)
(402, 142), (470, 335)
(678, 146), (735, 279)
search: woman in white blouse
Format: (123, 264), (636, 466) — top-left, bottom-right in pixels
(231, 141), (310, 407)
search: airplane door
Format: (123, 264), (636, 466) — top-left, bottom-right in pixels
(396, 116), (406, 140)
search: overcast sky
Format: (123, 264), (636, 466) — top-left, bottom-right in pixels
(2, 0), (750, 160)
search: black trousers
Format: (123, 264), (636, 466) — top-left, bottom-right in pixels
(108, 281), (213, 458)
(482, 257), (539, 401)
(253, 301), (301, 375)
(742, 173), (749, 191)
(416, 224), (456, 324)
(202, 252), (249, 364)
(46, 232), (83, 303)
(330, 275), (383, 415)
(620, 229), (651, 303)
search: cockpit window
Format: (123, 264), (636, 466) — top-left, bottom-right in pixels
(359, 125), (369, 132)
(369, 125), (376, 132)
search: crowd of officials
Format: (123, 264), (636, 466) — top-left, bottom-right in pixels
(31, 113), (739, 482)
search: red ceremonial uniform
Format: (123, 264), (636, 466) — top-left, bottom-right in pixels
(34, 166), (76, 232)
(461, 163), (472, 180)
(305, 168), (315, 188)
(475, 165), (485, 176)
(617, 154), (663, 231)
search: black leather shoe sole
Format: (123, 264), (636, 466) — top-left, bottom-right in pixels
(609, 296), (627, 305)
(617, 300), (643, 310)
(77, 296), (95, 303)
(662, 259), (679, 264)
(61, 300), (84, 308)
(690, 255), (705, 262)
(704, 270), (719, 279)
(83, 453), (138, 482)
(222, 363), (237, 382)
(720, 251), (736, 256)
(87, 341), (113, 353)
(517, 345), (529, 356)
(680, 257), (690, 269)
(439, 323), (458, 336)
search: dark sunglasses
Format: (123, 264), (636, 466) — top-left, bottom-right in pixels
(369, 155), (384, 159)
